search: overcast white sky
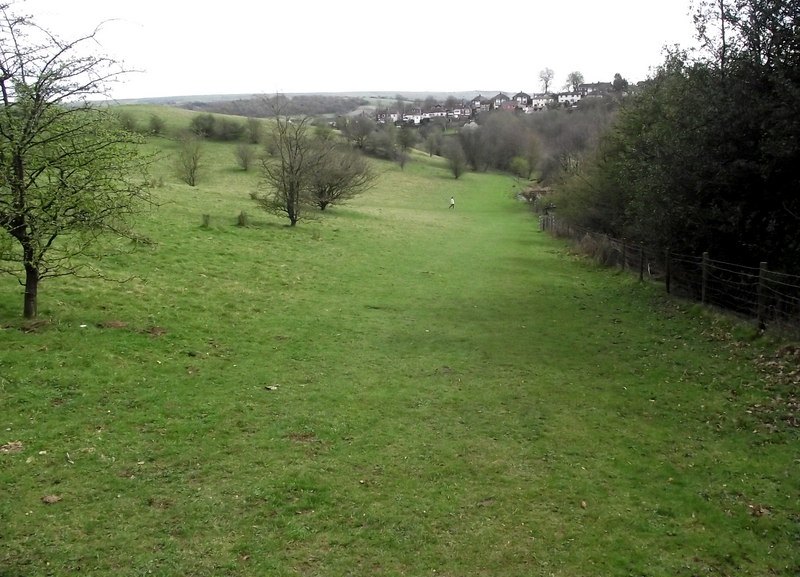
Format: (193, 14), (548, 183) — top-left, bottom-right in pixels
(15, 0), (701, 100)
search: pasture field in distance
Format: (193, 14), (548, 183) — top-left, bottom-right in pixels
(1, 105), (798, 576)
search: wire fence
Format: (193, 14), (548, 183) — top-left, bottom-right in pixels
(539, 214), (800, 338)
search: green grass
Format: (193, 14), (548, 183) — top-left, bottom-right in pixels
(1, 115), (799, 576)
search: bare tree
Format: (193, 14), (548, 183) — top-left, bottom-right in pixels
(176, 133), (203, 186)
(253, 98), (378, 223)
(0, 7), (152, 318)
(234, 143), (255, 171)
(539, 67), (555, 93)
(309, 143), (375, 210)
(246, 117), (263, 144)
(254, 111), (314, 226)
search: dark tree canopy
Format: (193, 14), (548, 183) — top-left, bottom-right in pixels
(553, 0), (800, 271)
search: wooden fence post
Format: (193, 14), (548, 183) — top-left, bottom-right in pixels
(665, 249), (671, 294)
(622, 240), (627, 271)
(701, 252), (709, 304)
(639, 245), (645, 281)
(757, 261), (768, 330)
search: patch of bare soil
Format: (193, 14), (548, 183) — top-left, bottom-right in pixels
(1, 440), (24, 454)
(97, 320), (129, 329)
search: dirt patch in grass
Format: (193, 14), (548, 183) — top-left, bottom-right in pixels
(287, 432), (317, 443)
(144, 325), (167, 337)
(97, 320), (130, 329)
(1, 440), (24, 454)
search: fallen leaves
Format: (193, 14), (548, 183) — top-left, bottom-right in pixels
(750, 345), (800, 430)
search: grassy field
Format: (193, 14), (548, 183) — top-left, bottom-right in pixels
(1, 110), (799, 576)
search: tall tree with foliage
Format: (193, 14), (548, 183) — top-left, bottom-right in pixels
(340, 114), (375, 149)
(539, 67), (555, 93)
(556, 0), (800, 270)
(0, 7), (152, 318)
(442, 138), (467, 179)
(565, 71), (584, 92)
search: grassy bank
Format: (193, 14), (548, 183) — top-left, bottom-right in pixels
(1, 126), (798, 576)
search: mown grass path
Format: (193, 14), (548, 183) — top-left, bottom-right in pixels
(1, 150), (798, 576)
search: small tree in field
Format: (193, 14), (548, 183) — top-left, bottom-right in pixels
(310, 143), (375, 210)
(509, 156), (531, 179)
(190, 113), (216, 138)
(341, 114), (374, 149)
(176, 133), (203, 186)
(443, 138), (467, 179)
(254, 112), (314, 226)
(148, 113), (165, 135)
(0, 7), (152, 318)
(254, 100), (377, 224)
(234, 143), (255, 171)
(246, 117), (263, 144)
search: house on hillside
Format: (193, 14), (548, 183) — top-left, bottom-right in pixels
(403, 108), (424, 125)
(450, 105), (470, 119)
(376, 79), (615, 124)
(375, 108), (400, 124)
(471, 94), (491, 112)
(557, 91), (583, 107)
(578, 82), (613, 94)
(528, 93), (555, 111)
(426, 104), (448, 119)
(513, 91), (531, 106)
(491, 93), (510, 109)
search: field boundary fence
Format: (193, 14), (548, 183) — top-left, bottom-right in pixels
(539, 214), (800, 337)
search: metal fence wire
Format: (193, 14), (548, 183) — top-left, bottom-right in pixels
(539, 214), (800, 337)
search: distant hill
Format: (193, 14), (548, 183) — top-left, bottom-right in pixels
(106, 90), (501, 107)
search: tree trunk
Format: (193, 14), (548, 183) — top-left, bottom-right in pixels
(23, 264), (39, 319)
(288, 194), (299, 225)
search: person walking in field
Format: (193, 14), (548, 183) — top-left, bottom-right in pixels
(449, 196), (455, 209)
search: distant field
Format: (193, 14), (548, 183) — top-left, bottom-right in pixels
(1, 111), (798, 576)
